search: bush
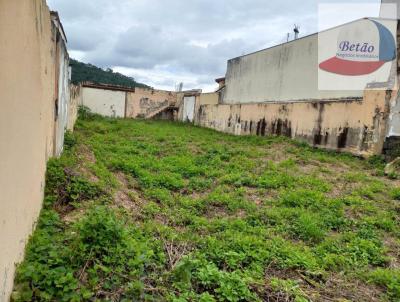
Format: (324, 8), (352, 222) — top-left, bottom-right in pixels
(64, 130), (78, 150)
(78, 106), (94, 120)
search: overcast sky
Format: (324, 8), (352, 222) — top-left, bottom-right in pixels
(47, 0), (382, 91)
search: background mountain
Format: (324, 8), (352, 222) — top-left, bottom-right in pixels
(69, 59), (150, 89)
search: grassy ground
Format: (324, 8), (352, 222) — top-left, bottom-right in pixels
(12, 112), (400, 302)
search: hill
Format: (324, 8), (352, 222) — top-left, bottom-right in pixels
(69, 59), (150, 89)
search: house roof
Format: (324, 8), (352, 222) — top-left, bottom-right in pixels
(82, 82), (136, 93)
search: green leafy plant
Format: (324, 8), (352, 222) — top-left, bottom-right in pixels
(13, 117), (400, 301)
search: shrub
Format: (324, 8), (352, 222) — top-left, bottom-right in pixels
(64, 130), (78, 150)
(78, 106), (93, 120)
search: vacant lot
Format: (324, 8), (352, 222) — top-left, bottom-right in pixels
(13, 113), (400, 302)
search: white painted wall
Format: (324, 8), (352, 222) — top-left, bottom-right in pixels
(82, 87), (126, 118)
(223, 20), (383, 104)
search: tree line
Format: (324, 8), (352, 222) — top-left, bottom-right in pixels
(69, 59), (149, 89)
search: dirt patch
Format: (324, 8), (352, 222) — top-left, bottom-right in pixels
(63, 208), (87, 224)
(77, 145), (99, 182)
(204, 204), (231, 220)
(385, 236), (400, 269)
(245, 187), (277, 206)
(113, 172), (145, 213)
(308, 274), (383, 302)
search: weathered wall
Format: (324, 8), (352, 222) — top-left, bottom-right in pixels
(82, 87), (126, 118)
(53, 26), (70, 156)
(126, 88), (176, 119)
(81, 86), (177, 119)
(223, 22), (372, 104)
(176, 91), (204, 122)
(197, 90), (390, 156)
(191, 93), (219, 123)
(199, 92), (219, 106)
(0, 1), (72, 300)
(176, 92), (186, 121)
(68, 85), (82, 130)
(383, 87), (400, 159)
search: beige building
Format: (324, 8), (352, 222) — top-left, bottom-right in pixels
(0, 1), (75, 301)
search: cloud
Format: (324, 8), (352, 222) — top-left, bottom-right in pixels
(47, 0), (381, 91)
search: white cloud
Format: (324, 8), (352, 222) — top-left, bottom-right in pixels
(47, 0), (381, 90)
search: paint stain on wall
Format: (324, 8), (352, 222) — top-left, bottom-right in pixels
(337, 127), (349, 149)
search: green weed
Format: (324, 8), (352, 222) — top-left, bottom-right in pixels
(13, 117), (400, 301)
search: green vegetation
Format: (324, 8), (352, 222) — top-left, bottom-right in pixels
(70, 59), (149, 89)
(12, 112), (400, 301)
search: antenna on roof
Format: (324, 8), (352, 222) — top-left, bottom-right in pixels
(286, 33), (290, 42)
(294, 24), (300, 40)
(175, 82), (183, 92)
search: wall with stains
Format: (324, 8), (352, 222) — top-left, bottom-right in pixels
(53, 19), (70, 157)
(223, 23), (369, 104)
(0, 1), (73, 300)
(80, 85), (177, 120)
(126, 88), (176, 119)
(176, 91), (203, 122)
(197, 89), (390, 156)
(383, 87), (400, 159)
(191, 92), (219, 123)
(68, 85), (82, 130)
(199, 92), (219, 106)
(82, 87), (126, 118)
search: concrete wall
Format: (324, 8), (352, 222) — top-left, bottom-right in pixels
(176, 91), (204, 122)
(223, 22), (374, 104)
(0, 1), (73, 300)
(53, 21), (70, 156)
(126, 88), (176, 119)
(82, 87), (126, 118)
(203, 17), (399, 156)
(191, 92), (219, 123)
(388, 90), (400, 137)
(68, 85), (82, 130)
(81, 85), (178, 119)
(199, 92), (219, 106)
(197, 90), (391, 156)
(380, 0), (399, 19)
